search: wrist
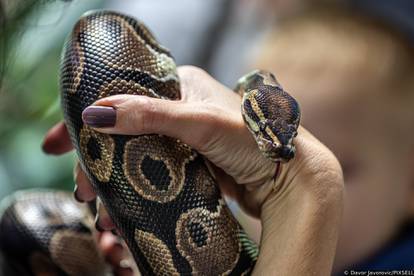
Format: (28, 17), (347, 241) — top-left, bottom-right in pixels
(254, 132), (344, 275)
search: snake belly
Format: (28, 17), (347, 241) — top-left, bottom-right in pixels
(60, 10), (257, 275)
(0, 190), (106, 276)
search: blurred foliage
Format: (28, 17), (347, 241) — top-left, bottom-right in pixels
(0, 0), (104, 199)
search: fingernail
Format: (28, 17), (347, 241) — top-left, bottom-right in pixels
(119, 259), (133, 269)
(73, 185), (84, 203)
(41, 139), (57, 155)
(116, 266), (133, 276)
(113, 242), (124, 252)
(82, 106), (116, 128)
(41, 140), (49, 153)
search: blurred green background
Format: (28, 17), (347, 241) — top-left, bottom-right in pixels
(0, 0), (105, 199)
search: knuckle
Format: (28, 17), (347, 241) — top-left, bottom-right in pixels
(192, 105), (229, 151)
(117, 96), (157, 134)
(178, 65), (209, 81)
(134, 97), (157, 133)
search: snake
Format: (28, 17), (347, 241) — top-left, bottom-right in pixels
(0, 190), (108, 276)
(59, 10), (300, 275)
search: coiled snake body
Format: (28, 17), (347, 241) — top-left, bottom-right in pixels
(0, 190), (106, 276)
(60, 10), (300, 275)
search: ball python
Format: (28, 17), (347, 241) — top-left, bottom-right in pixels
(0, 190), (108, 276)
(60, 10), (300, 275)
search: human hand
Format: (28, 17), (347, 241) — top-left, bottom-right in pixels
(43, 66), (344, 275)
(97, 231), (137, 276)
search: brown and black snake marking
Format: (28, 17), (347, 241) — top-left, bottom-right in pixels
(134, 229), (179, 275)
(123, 136), (197, 203)
(80, 125), (115, 182)
(0, 190), (106, 276)
(236, 70), (301, 162)
(175, 201), (241, 275)
(60, 10), (257, 275)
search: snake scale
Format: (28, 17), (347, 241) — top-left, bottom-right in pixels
(59, 10), (300, 275)
(0, 190), (107, 276)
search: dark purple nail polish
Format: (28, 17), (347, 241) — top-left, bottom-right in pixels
(118, 267), (133, 274)
(41, 141), (48, 154)
(82, 106), (116, 128)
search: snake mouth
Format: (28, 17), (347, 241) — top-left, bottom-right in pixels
(276, 145), (296, 161)
(256, 136), (295, 162)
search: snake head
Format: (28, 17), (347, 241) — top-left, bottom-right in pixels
(238, 69), (300, 163)
(255, 120), (297, 162)
(235, 70), (281, 95)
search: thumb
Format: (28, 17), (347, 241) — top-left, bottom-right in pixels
(82, 94), (218, 151)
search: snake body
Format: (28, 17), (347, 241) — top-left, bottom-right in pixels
(60, 10), (299, 275)
(0, 190), (106, 276)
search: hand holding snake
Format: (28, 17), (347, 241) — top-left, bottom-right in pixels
(39, 9), (341, 275)
(45, 66), (343, 276)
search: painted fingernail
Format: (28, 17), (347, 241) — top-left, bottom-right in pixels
(82, 106), (116, 128)
(116, 266), (133, 276)
(113, 242), (124, 252)
(119, 259), (133, 269)
(41, 140), (49, 153)
(73, 185), (84, 203)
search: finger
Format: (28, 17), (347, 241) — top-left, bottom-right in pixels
(213, 165), (261, 218)
(211, 163), (243, 201)
(73, 162), (96, 202)
(99, 231), (121, 254)
(114, 266), (134, 276)
(95, 198), (116, 231)
(99, 232), (134, 276)
(99, 232), (124, 264)
(81, 94), (220, 151)
(42, 122), (73, 155)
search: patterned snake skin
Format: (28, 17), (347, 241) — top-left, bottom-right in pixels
(0, 190), (107, 276)
(59, 10), (300, 275)
(236, 70), (300, 162)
